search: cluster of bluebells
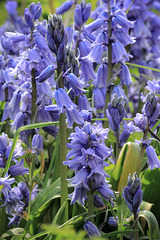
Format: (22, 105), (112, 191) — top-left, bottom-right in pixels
(0, 175), (37, 226)
(64, 121), (113, 205)
(0, 132), (38, 226)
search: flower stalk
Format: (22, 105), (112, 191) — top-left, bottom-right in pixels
(104, 0), (113, 127)
(57, 63), (68, 222)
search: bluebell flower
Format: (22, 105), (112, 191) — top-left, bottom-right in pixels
(4, 32), (26, 43)
(93, 88), (106, 110)
(120, 64), (132, 86)
(113, 28), (135, 46)
(8, 207), (23, 226)
(94, 194), (105, 208)
(36, 65), (56, 83)
(8, 159), (29, 177)
(80, 110), (92, 122)
(32, 133), (43, 154)
(146, 146), (160, 170)
(134, 113), (147, 131)
(74, 1), (91, 29)
(47, 14), (67, 54)
(7, 90), (21, 116)
(78, 94), (92, 112)
(29, 2), (42, 20)
(66, 107), (84, 127)
(84, 221), (101, 238)
(5, 187), (24, 215)
(108, 216), (118, 227)
(143, 92), (160, 124)
(55, 88), (75, 111)
(56, 0), (74, 15)
(119, 122), (140, 147)
(112, 41), (131, 64)
(123, 173), (143, 215)
(64, 73), (85, 96)
(64, 122), (113, 204)
(146, 79), (160, 94)
(0, 174), (15, 207)
(5, 1), (17, 17)
(24, 8), (33, 28)
(106, 94), (125, 131)
(94, 62), (107, 88)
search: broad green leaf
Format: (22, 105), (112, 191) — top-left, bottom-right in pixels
(31, 178), (60, 216)
(110, 142), (141, 191)
(24, 178), (60, 235)
(141, 168), (160, 225)
(139, 210), (160, 240)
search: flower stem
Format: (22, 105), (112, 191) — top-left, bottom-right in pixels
(57, 63), (68, 222)
(115, 130), (120, 160)
(137, 120), (149, 175)
(104, 0), (113, 128)
(87, 190), (94, 223)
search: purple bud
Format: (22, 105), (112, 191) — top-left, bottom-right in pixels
(82, 3), (91, 22)
(123, 173), (143, 214)
(108, 216), (118, 227)
(5, 1), (17, 16)
(56, 0), (73, 15)
(57, 43), (66, 64)
(29, 2), (42, 20)
(94, 194), (105, 208)
(36, 65), (56, 83)
(47, 32), (57, 54)
(74, 5), (83, 28)
(84, 221), (101, 238)
(24, 8), (33, 28)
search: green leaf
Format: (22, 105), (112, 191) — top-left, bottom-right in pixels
(139, 210), (160, 240)
(110, 142), (141, 191)
(24, 178), (60, 235)
(141, 168), (160, 225)
(31, 178), (60, 217)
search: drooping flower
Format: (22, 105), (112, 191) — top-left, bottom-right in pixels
(146, 146), (160, 170)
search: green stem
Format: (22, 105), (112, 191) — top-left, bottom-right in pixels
(115, 130), (120, 161)
(104, 0), (113, 128)
(57, 62), (68, 222)
(87, 190), (94, 223)
(133, 212), (139, 240)
(59, 113), (68, 222)
(5, 88), (10, 137)
(28, 167), (32, 218)
(137, 120), (149, 175)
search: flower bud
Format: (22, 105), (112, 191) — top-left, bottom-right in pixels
(24, 8), (33, 28)
(56, 0), (73, 15)
(84, 221), (101, 238)
(123, 173), (143, 214)
(36, 65), (56, 83)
